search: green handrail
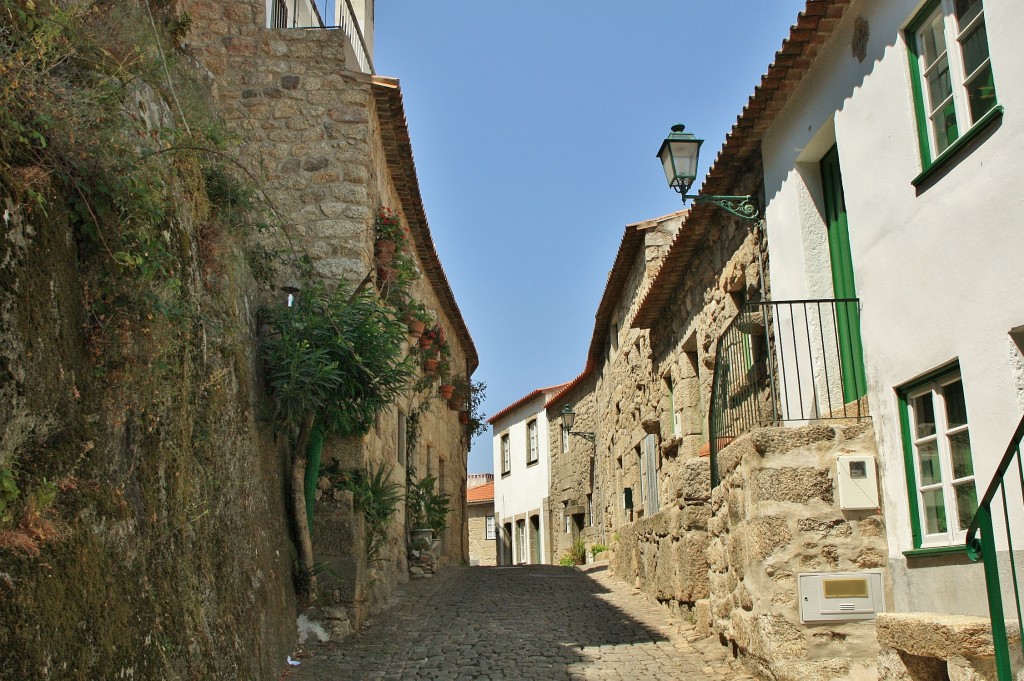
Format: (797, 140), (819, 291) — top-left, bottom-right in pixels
(965, 412), (1024, 680)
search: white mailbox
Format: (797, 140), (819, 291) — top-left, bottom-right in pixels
(836, 455), (879, 510)
(798, 571), (884, 623)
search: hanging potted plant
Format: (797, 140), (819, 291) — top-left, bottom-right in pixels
(439, 383), (455, 400)
(402, 301), (431, 339)
(374, 206), (405, 267)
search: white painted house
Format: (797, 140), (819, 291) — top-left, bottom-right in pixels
(759, 0), (1023, 622)
(266, 0), (375, 74)
(489, 384), (569, 565)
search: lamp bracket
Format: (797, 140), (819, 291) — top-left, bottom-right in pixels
(680, 193), (761, 221)
(569, 430), (596, 443)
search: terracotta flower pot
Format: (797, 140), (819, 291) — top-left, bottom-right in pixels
(375, 238), (397, 265)
(406, 317), (426, 338)
(419, 335), (434, 350)
(458, 411), (470, 425)
(439, 384), (455, 400)
(423, 358), (438, 375)
(377, 264), (397, 285)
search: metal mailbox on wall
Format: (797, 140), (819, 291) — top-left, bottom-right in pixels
(798, 571), (884, 623)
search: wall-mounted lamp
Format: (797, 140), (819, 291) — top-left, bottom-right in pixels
(560, 404), (596, 443)
(657, 124), (760, 221)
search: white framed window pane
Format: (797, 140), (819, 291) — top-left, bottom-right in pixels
(913, 394), (937, 437)
(954, 482), (978, 531)
(959, 21), (988, 77)
(917, 440), (942, 486)
(921, 11), (947, 66)
(954, 0), (982, 29)
(943, 380), (968, 427)
(921, 487), (948, 534)
(965, 63), (996, 122)
(949, 430), (974, 479)
(485, 516), (495, 540)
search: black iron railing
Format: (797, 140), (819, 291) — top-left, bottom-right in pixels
(965, 413), (1024, 680)
(708, 298), (868, 486)
(270, 0), (375, 75)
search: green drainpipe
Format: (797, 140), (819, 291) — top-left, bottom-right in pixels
(304, 428), (325, 532)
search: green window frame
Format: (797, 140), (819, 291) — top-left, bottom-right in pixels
(897, 363), (979, 550)
(905, 0), (999, 173)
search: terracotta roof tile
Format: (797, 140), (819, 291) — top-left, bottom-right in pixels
(371, 77), (479, 373)
(488, 382), (572, 425)
(467, 481), (494, 504)
(632, 0), (852, 327)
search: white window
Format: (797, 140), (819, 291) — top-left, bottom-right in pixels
(501, 434), (510, 475)
(907, 0), (997, 163)
(527, 420), (539, 464)
(485, 515), (495, 540)
(901, 371), (978, 547)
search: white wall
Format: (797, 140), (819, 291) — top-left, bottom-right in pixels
(491, 394), (553, 564)
(266, 0), (322, 28)
(761, 0), (1024, 615)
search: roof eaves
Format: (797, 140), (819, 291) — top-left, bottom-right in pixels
(371, 77), (479, 373)
(631, 0), (852, 327)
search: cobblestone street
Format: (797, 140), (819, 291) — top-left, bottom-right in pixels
(281, 564), (756, 680)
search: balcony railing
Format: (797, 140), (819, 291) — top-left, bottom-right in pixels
(270, 0), (375, 75)
(708, 298), (868, 485)
(966, 413), (1024, 680)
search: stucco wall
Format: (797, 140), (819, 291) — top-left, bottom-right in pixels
(492, 395), (553, 564)
(760, 0), (1024, 616)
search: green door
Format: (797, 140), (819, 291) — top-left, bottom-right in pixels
(820, 146), (866, 403)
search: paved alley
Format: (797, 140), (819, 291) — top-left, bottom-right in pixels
(281, 564), (756, 680)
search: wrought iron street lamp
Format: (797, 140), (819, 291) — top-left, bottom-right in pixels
(560, 404), (595, 443)
(657, 124), (760, 221)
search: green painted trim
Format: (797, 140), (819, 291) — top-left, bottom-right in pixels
(902, 545), (967, 558)
(896, 361), (962, 550)
(898, 391), (923, 548)
(911, 105), (1004, 187)
(904, 5), (936, 167)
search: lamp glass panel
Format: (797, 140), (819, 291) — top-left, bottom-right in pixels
(562, 410), (575, 432)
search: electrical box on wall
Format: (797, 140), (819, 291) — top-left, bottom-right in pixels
(836, 455), (879, 510)
(798, 572), (884, 623)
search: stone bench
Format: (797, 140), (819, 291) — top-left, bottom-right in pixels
(876, 612), (1022, 680)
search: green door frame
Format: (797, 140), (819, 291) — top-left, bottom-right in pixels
(820, 145), (867, 403)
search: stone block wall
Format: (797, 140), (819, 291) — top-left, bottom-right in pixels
(468, 502), (496, 566)
(182, 0), (473, 625)
(709, 423), (886, 681)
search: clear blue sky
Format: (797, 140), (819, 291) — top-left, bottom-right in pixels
(372, 1), (808, 473)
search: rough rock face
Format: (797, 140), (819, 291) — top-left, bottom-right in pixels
(710, 423), (887, 680)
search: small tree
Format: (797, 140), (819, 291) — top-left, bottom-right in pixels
(263, 280), (416, 600)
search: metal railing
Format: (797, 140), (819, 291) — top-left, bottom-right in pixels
(270, 0), (375, 75)
(965, 413), (1024, 680)
(708, 299), (868, 486)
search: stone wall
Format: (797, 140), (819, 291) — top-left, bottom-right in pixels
(468, 503), (496, 566)
(708, 423), (886, 681)
(181, 0), (472, 628)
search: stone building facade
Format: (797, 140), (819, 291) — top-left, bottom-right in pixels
(180, 0), (477, 628)
(467, 477), (496, 566)
(544, 213), (683, 564)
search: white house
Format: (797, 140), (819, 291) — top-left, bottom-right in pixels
(759, 0), (1023, 625)
(266, 0), (374, 74)
(489, 384), (569, 565)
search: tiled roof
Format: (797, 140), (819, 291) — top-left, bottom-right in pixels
(632, 0), (851, 327)
(372, 77), (479, 373)
(467, 481), (494, 504)
(544, 212), (685, 411)
(488, 382), (572, 425)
